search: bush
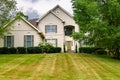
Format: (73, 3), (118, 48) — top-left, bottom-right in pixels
(27, 47), (42, 54)
(0, 48), (3, 54)
(17, 47), (26, 54)
(38, 42), (54, 53)
(32, 47), (42, 53)
(0, 45), (62, 54)
(79, 47), (103, 54)
(95, 49), (107, 55)
(0, 47), (17, 54)
(47, 47), (55, 53)
(0, 47), (9, 54)
(27, 46), (61, 53)
(27, 47), (34, 53)
(54, 47), (61, 53)
(9, 47), (17, 54)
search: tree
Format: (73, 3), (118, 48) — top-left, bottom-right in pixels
(72, 0), (120, 59)
(16, 12), (28, 20)
(0, 0), (16, 38)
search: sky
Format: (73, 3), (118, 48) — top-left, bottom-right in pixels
(15, 0), (73, 19)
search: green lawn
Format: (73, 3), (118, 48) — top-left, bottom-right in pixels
(0, 53), (120, 80)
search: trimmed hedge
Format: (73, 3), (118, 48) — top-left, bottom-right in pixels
(79, 47), (107, 54)
(54, 47), (61, 53)
(0, 47), (61, 54)
(0, 47), (17, 54)
(95, 49), (107, 55)
(17, 47), (26, 54)
(9, 47), (17, 54)
(27, 47), (41, 53)
(79, 47), (97, 53)
(0, 47), (9, 54)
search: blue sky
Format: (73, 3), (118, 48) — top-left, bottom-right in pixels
(16, 0), (73, 19)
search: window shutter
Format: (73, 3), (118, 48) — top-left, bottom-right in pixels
(4, 36), (7, 47)
(11, 36), (14, 47)
(56, 39), (57, 47)
(24, 35), (26, 47)
(32, 35), (34, 47)
(45, 25), (47, 33)
(55, 25), (57, 33)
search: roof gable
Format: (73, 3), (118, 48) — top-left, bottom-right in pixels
(4, 16), (45, 38)
(37, 5), (73, 23)
(51, 5), (73, 18)
(37, 10), (65, 23)
(4, 16), (41, 33)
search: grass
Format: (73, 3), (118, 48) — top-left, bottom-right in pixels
(0, 53), (120, 80)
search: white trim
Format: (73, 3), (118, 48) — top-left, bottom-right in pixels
(3, 16), (45, 38)
(37, 11), (65, 23)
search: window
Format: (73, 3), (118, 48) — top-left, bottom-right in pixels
(46, 39), (57, 47)
(45, 25), (57, 33)
(4, 36), (14, 47)
(24, 35), (34, 47)
(64, 27), (74, 36)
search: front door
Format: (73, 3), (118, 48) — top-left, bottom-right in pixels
(66, 41), (72, 52)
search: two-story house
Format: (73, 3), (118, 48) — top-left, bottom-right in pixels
(0, 5), (79, 52)
(36, 5), (79, 52)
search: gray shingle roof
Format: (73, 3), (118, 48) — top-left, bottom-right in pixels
(29, 18), (39, 28)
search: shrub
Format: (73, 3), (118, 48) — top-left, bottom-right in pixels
(38, 42), (54, 53)
(9, 47), (17, 54)
(0, 45), (62, 54)
(95, 49), (107, 55)
(47, 47), (55, 53)
(27, 47), (34, 53)
(0, 47), (9, 54)
(33, 47), (42, 53)
(0, 47), (7, 54)
(27, 47), (42, 54)
(54, 47), (61, 53)
(0, 48), (3, 54)
(79, 47), (96, 53)
(17, 47), (26, 54)
(0, 47), (17, 54)
(27, 46), (61, 53)
(79, 47), (103, 53)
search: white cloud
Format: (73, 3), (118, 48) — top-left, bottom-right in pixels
(26, 8), (40, 19)
(15, 0), (73, 19)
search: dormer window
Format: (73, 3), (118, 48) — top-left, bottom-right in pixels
(45, 25), (57, 33)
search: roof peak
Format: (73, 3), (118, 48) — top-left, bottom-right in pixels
(37, 5), (73, 23)
(51, 5), (72, 17)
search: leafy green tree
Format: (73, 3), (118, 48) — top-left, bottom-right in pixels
(0, 0), (16, 38)
(17, 12), (28, 20)
(72, 0), (120, 59)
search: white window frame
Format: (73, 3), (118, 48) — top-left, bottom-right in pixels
(24, 35), (34, 47)
(46, 39), (57, 47)
(45, 25), (57, 33)
(4, 35), (14, 47)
